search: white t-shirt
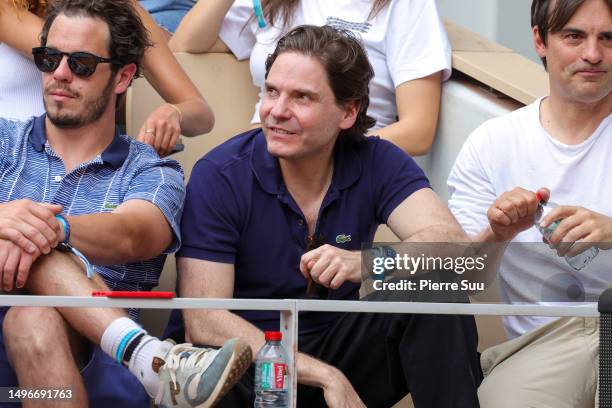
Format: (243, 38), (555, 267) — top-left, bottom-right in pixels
(448, 98), (612, 339)
(219, 0), (451, 128)
(0, 43), (44, 120)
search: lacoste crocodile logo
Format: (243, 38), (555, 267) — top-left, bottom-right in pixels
(335, 234), (351, 244)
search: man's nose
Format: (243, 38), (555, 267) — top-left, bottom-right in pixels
(582, 37), (603, 65)
(52, 55), (74, 82)
(270, 95), (291, 120)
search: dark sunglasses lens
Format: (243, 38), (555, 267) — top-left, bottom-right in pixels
(34, 49), (61, 72)
(68, 53), (98, 77)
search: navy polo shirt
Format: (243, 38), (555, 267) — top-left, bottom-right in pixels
(169, 129), (429, 336)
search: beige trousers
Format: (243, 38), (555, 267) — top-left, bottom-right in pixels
(478, 317), (599, 408)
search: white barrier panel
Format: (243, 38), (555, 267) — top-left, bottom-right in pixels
(0, 295), (598, 407)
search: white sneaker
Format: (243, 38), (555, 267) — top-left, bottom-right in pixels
(154, 338), (252, 407)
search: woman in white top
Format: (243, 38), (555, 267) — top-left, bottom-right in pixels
(170, 0), (451, 155)
(0, 0), (214, 157)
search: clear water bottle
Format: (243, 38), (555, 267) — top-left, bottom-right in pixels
(254, 331), (289, 407)
(534, 192), (599, 270)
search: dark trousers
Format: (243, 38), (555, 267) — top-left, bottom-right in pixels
(217, 312), (482, 408)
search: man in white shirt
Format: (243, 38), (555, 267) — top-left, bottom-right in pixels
(447, 0), (611, 406)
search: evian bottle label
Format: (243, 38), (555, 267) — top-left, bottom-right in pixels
(261, 362), (287, 390)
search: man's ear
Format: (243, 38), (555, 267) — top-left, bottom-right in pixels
(533, 25), (548, 59)
(339, 100), (359, 131)
(113, 63), (137, 95)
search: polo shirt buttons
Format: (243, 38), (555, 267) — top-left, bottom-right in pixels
(297, 219), (304, 226)
(53, 175), (62, 182)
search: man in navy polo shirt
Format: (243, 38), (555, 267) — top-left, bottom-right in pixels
(0, 1), (250, 407)
(169, 25), (481, 407)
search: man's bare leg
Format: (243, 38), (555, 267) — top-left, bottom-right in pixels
(3, 307), (89, 408)
(5, 250), (252, 406)
(4, 250), (125, 407)
(3, 250), (161, 402)
(24, 250), (124, 344)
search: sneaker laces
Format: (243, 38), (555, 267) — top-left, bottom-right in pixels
(154, 343), (219, 404)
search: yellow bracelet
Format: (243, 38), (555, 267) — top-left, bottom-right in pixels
(168, 103), (183, 122)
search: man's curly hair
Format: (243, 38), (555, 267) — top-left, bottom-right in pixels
(39, 0), (152, 78)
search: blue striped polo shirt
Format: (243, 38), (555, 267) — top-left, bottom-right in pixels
(0, 115), (185, 319)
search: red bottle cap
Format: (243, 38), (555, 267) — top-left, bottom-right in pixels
(535, 192), (545, 203)
(265, 331), (282, 341)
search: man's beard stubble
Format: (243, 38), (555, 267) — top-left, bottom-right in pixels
(44, 75), (115, 129)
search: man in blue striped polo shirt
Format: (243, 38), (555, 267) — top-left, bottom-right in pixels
(0, 1), (250, 407)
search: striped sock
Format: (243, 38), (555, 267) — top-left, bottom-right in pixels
(100, 317), (168, 397)
(101, 317), (146, 362)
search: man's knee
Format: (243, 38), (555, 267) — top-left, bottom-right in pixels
(478, 371), (544, 408)
(478, 376), (517, 408)
(3, 307), (65, 356)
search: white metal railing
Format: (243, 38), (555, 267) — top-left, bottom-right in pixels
(0, 295), (599, 407)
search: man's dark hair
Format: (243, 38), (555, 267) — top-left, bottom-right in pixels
(40, 0), (152, 78)
(531, 0), (612, 69)
(265, 25), (376, 144)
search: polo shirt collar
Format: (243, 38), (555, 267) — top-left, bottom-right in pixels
(29, 114), (129, 169)
(29, 114), (47, 152)
(250, 129), (362, 195)
(101, 130), (130, 169)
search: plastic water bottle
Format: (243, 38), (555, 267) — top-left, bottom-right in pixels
(254, 331), (289, 407)
(534, 192), (599, 270)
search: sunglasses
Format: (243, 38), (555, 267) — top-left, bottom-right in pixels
(32, 46), (119, 78)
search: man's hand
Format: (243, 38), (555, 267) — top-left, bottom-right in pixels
(0, 200), (62, 255)
(299, 245), (361, 289)
(137, 103), (182, 157)
(0, 239), (41, 291)
(296, 353), (365, 408)
(322, 367), (366, 408)
(541, 205), (612, 257)
(487, 187), (549, 242)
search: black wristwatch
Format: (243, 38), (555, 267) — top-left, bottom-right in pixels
(369, 245), (397, 280)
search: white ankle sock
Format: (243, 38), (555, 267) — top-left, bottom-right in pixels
(128, 336), (172, 398)
(100, 317), (169, 397)
(100, 317), (144, 360)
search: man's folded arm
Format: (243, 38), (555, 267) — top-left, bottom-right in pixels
(387, 188), (469, 243)
(65, 199), (174, 265)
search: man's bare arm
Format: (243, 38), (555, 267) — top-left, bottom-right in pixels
(301, 189), (472, 288)
(179, 257), (365, 407)
(65, 200), (173, 265)
(387, 188), (469, 243)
